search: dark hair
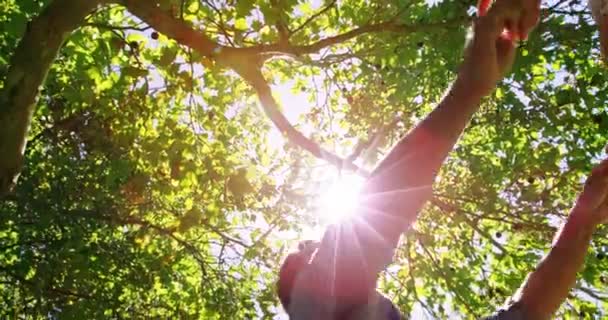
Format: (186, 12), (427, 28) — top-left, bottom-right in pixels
(277, 241), (320, 311)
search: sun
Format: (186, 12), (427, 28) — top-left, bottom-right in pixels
(317, 173), (366, 224)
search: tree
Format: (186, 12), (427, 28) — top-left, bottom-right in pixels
(0, 0), (607, 318)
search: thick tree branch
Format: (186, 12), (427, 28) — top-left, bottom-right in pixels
(121, 3), (466, 177)
(0, 0), (465, 193)
(121, 0), (222, 56)
(123, 2), (369, 175)
(125, 0), (467, 60)
(0, 0), (105, 197)
(115, 4), (326, 174)
(261, 18), (470, 57)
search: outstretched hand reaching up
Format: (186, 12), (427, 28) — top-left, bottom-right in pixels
(573, 158), (608, 226)
(458, 0), (541, 98)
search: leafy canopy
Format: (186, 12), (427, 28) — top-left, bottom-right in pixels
(0, 0), (607, 319)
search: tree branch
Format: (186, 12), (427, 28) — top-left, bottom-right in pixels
(119, 2), (448, 176)
(291, 0), (337, 36)
(113, 4), (369, 175)
(121, 0), (222, 57)
(431, 198), (508, 256)
(347, 117), (401, 162)
(577, 286), (608, 301)
(0, 0), (106, 197)
(0, 0), (466, 193)
(84, 22), (151, 31)
(236, 66), (370, 176)
(266, 17), (470, 57)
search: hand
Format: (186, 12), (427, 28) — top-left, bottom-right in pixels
(457, 0), (540, 98)
(573, 158), (608, 226)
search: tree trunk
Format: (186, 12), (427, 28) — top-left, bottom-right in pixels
(0, 0), (103, 197)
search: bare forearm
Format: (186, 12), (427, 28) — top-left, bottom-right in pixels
(355, 79), (487, 251)
(365, 78), (485, 196)
(318, 79), (488, 300)
(512, 211), (596, 319)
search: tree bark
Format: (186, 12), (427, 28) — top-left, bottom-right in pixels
(0, 0), (464, 196)
(0, 0), (104, 197)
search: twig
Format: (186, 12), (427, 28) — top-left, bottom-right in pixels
(291, 0), (337, 36)
(238, 67), (370, 177)
(577, 286), (608, 301)
(431, 198), (508, 255)
(347, 117), (401, 162)
(84, 22), (151, 31)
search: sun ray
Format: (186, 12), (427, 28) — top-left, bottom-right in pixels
(316, 173), (365, 224)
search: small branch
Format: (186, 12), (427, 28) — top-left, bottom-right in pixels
(200, 0), (235, 46)
(577, 286), (608, 301)
(434, 192), (555, 234)
(347, 117), (401, 162)
(547, 9), (587, 16)
(0, 266), (94, 301)
(198, 219), (251, 248)
(282, 18), (469, 56)
(84, 22), (151, 31)
(431, 198), (508, 256)
(405, 239), (441, 319)
(418, 241), (478, 317)
(547, 0), (570, 11)
(291, 0), (337, 36)
(270, 0), (291, 44)
(238, 66), (370, 176)
(230, 16), (469, 58)
(251, 216), (282, 247)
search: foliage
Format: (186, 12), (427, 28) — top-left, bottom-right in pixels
(1, 0), (607, 318)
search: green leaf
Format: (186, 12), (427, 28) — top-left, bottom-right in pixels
(123, 66), (148, 78)
(159, 46), (178, 66)
(187, 1), (199, 13)
(234, 17), (248, 30)
(236, 0), (255, 17)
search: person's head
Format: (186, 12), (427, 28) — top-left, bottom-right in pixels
(277, 240), (320, 312)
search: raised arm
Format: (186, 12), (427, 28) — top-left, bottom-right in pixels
(307, 0), (541, 305)
(364, 0), (541, 216)
(497, 159), (608, 319)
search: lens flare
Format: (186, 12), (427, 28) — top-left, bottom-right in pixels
(317, 174), (365, 224)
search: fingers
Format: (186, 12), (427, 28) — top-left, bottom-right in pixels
(577, 159), (608, 212)
(575, 158), (608, 221)
(518, 0), (541, 40)
(495, 35), (516, 72)
(584, 158), (608, 200)
(478, 0), (541, 41)
(591, 158), (608, 177)
(477, 0), (492, 16)
(477, 0), (522, 41)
